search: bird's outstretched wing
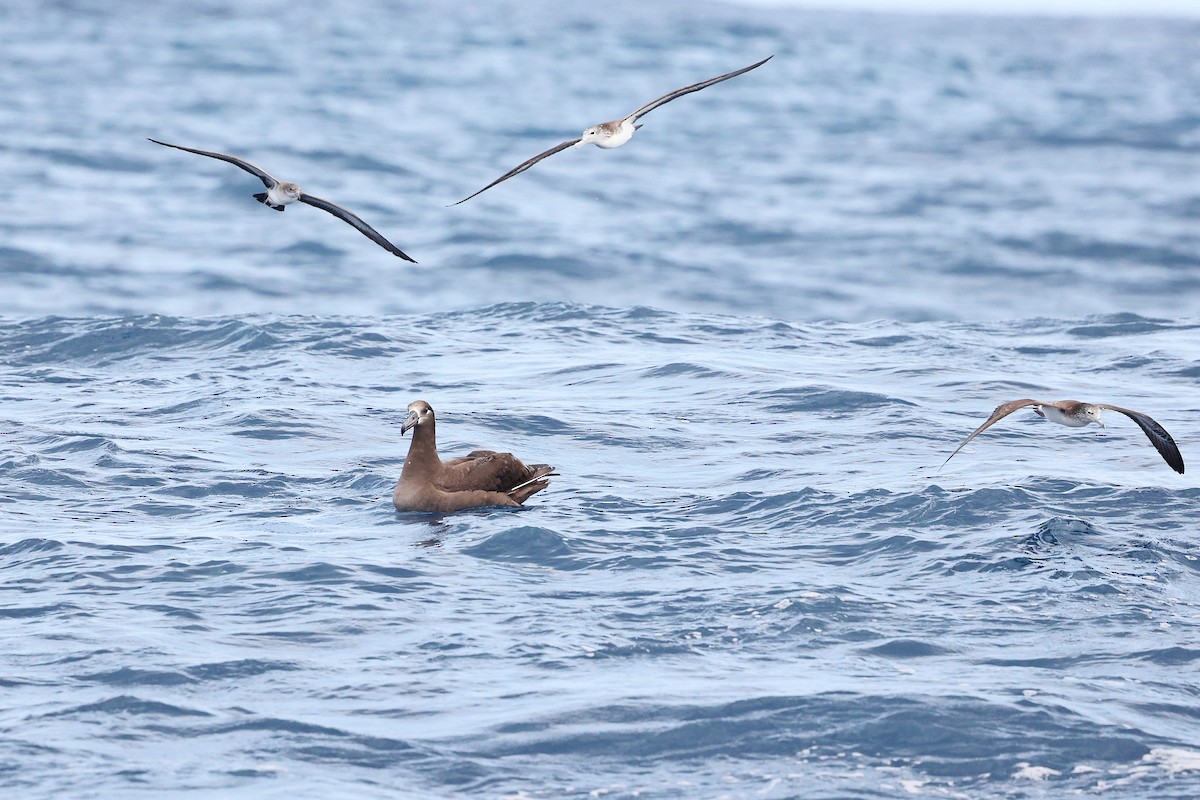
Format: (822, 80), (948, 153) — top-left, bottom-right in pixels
(148, 138), (279, 188)
(624, 55), (773, 124)
(450, 138), (582, 206)
(1096, 404), (1185, 474)
(942, 399), (1044, 469)
(298, 193), (416, 262)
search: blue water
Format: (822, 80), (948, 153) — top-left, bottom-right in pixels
(3, 1), (1200, 797)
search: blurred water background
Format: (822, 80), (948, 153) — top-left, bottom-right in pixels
(2, 0), (1199, 797)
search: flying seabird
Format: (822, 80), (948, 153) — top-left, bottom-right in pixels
(393, 400), (557, 512)
(942, 399), (1185, 474)
(450, 55), (773, 205)
(148, 138), (415, 262)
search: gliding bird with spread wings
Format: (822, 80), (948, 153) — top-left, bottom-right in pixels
(942, 399), (1184, 474)
(451, 55), (773, 205)
(148, 138), (415, 262)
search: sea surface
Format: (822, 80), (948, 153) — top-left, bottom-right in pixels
(2, 1), (1199, 798)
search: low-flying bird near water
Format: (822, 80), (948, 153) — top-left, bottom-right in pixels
(942, 399), (1185, 474)
(450, 55), (774, 206)
(148, 138), (416, 261)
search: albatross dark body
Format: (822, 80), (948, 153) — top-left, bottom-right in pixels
(392, 400), (555, 512)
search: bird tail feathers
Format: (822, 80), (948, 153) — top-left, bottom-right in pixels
(253, 192), (285, 211)
(507, 465), (557, 498)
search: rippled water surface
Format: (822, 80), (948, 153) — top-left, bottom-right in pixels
(2, 1), (1200, 798)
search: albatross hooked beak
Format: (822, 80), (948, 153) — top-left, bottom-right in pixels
(401, 410), (419, 435)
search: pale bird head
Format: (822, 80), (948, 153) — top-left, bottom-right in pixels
(1083, 405), (1105, 428)
(401, 400), (435, 435)
(576, 126), (604, 148)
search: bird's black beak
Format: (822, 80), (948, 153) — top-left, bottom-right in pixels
(401, 411), (418, 435)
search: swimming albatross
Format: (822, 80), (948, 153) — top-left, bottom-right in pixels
(148, 138), (415, 261)
(450, 55), (773, 205)
(942, 399), (1184, 474)
(393, 400), (557, 512)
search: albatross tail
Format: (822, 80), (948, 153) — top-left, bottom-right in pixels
(507, 465), (558, 503)
(253, 192), (285, 211)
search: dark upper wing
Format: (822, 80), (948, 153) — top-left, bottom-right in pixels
(1096, 405), (1185, 474)
(439, 451), (532, 492)
(624, 55), (773, 124)
(942, 399), (1043, 468)
(297, 194), (416, 262)
(147, 138), (278, 188)
(449, 138), (581, 206)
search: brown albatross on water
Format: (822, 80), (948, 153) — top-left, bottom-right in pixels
(392, 400), (556, 512)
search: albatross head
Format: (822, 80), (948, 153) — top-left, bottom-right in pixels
(278, 182), (303, 200)
(1081, 404), (1105, 428)
(265, 181), (303, 208)
(401, 400), (435, 435)
(576, 125), (603, 149)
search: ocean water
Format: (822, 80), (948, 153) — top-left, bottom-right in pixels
(2, 1), (1199, 798)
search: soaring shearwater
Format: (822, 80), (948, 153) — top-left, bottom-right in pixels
(148, 138), (416, 262)
(943, 399), (1185, 474)
(451, 55), (773, 205)
(393, 400), (557, 512)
